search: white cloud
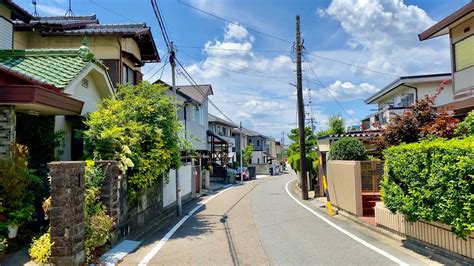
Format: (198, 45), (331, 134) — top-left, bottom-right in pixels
(37, 4), (66, 16)
(311, 81), (379, 102)
(224, 23), (250, 41)
(320, 0), (450, 76)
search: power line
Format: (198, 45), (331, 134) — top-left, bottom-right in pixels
(151, 0), (171, 48)
(303, 51), (400, 78)
(177, 0), (292, 44)
(146, 55), (169, 82)
(213, 94), (295, 104)
(175, 58), (236, 124)
(177, 45), (291, 53)
(302, 54), (357, 122)
(88, 0), (136, 23)
(179, 50), (293, 81)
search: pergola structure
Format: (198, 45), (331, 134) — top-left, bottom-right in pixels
(207, 130), (229, 167)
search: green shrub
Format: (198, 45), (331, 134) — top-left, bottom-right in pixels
(329, 137), (368, 160)
(29, 231), (53, 264)
(382, 137), (474, 238)
(84, 82), (183, 201)
(287, 152), (318, 174)
(84, 161), (113, 262)
(455, 111), (474, 137)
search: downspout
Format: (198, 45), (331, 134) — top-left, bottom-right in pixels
(116, 36), (123, 86)
(184, 102), (187, 139)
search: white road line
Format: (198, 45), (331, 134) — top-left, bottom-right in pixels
(138, 184), (235, 266)
(285, 179), (409, 266)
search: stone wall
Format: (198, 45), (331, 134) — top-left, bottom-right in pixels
(0, 106), (15, 158)
(49, 161), (86, 266)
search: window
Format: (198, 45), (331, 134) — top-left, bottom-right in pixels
(257, 158), (260, 164)
(122, 64), (135, 85)
(191, 106), (196, 121)
(222, 127), (227, 136)
(400, 93), (414, 107)
(257, 140), (260, 146)
(199, 107), (204, 125)
(455, 35), (474, 71)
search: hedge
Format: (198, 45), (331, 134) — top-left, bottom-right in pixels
(382, 137), (474, 238)
(329, 137), (368, 161)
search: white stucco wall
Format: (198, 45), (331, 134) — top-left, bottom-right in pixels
(163, 164), (193, 208)
(55, 66), (113, 161)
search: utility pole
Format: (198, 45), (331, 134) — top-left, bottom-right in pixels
(295, 15), (308, 200)
(240, 121), (243, 183)
(170, 41), (182, 216)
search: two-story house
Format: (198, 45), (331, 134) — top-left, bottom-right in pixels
(0, 0), (30, 49)
(177, 84), (213, 153)
(155, 80), (213, 155)
(362, 73), (453, 130)
(0, 1), (114, 161)
(13, 14), (160, 87)
(418, 1), (474, 117)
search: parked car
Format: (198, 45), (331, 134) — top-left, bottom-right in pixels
(236, 167), (249, 181)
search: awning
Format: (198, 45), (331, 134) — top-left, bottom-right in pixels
(0, 85), (84, 115)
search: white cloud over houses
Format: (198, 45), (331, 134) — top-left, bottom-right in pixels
(311, 81), (379, 102)
(320, 0), (450, 76)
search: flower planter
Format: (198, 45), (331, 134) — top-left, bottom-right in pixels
(7, 224), (18, 238)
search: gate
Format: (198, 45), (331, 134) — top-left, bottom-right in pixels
(360, 161), (384, 192)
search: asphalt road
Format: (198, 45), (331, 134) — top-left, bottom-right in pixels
(121, 172), (438, 265)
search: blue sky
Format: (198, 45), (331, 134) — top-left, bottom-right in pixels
(15, 0), (470, 140)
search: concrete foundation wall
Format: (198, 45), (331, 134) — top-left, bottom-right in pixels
(327, 160), (363, 216)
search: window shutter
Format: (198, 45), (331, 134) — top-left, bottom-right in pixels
(136, 71), (143, 84)
(102, 60), (121, 87)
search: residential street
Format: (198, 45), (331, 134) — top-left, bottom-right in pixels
(121, 171), (437, 265)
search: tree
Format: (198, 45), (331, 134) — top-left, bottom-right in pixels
(242, 144), (254, 167)
(316, 114), (345, 137)
(84, 82), (183, 200)
(287, 127), (318, 175)
(288, 127), (317, 155)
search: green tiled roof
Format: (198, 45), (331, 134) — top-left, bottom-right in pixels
(0, 48), (105, 89)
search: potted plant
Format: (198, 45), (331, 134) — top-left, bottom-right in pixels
(0, 236), (7, 260)
(7, 203), (34, 238)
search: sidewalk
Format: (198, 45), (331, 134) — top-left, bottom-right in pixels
(1, 182), (233, 266)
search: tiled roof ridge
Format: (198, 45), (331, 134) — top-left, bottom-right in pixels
(32, 14), (97, 20)
(85, 23), (147, 28)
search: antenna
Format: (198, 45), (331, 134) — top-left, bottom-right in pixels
(32, 0), (38, 17)
(65, 0), (74, 17)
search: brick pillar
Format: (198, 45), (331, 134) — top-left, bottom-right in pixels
(96, 160), (127, 244)
(49, 161), (86, 266)
(96, 161), (120, 221)
(0, 106), (16, 158)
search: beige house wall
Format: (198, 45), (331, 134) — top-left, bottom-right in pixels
(327, 160), (363, 216)
(451, 17), (473, 44)
(13, 32), (142, 72)
(376, 202), (474, 259)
